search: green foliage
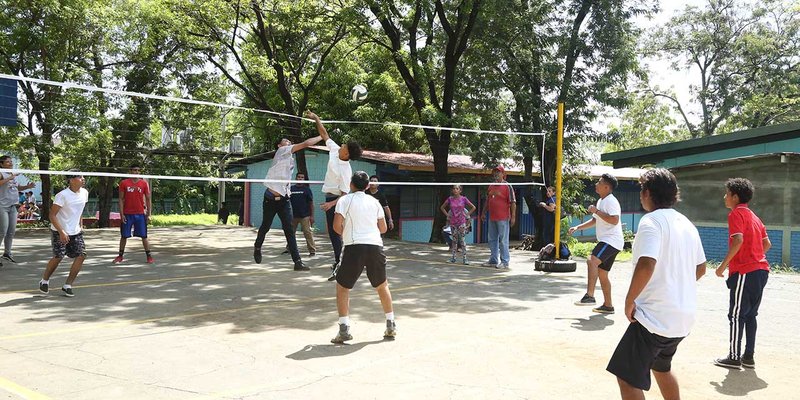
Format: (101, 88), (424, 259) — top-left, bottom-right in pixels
(149, 213), (239, 226)
(570, 241), (632, 262)
(606, 92), (690, 152)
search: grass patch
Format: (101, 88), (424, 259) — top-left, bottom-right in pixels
(569, 241), (632, 262)
(149, 213), (239, 227)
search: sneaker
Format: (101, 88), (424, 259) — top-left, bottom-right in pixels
(112, 255), (124, 264)
(281, 249), (289, 255)
(574, 294), (596, 306)
(741, 356), (755, 369)
(62, 286), (74, 297)
(331, 324), (353, 344)
(463, 256), (469, 265)
(309, 252), (316, 257)
(713, 357), (742, 370)
(253, 248), (262, 264)
(496, 263), (509, 270)
(327, 262), (340, 282)
(294, 261), (310, 271)
(482, 262), (498, 268)
(39, 281), (49, 294)
(384, 320), (397, 339)
(146, 256), (155, 264)
(2, 253), (17, 263)
(592, 305), (615, 314)
(448, 256), (456, 263)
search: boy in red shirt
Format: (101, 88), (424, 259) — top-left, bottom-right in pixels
(714, 178), (771, 370)
(479, 165), (516, 269)
(113, 164), (153, 264)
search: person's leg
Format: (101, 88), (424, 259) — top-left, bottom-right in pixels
(277, 200), (302, 264)
(726, 272), (749, 361)
(325, 195), (343, 264)
(65, 255), (86, 285)
(598, 268), (613, 307)
(336, 283), (350, 317)
(499, 219), (510, 266)
(0, 206), (10, 256)
(616, 378), (645, 400)
(2, 205), (18, 256)
(42, 257), (62, 281)
(300, 217), (316, 254)
(652, 371), (680, 400)
(487, 221), (499, 265)
(586, 256), (601, 297)
(375, 280), (393, 314)
(254, 197), (278, 249)
(743, 270), (768, 359)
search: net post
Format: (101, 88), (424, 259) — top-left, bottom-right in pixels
(555, 102), (564, 259)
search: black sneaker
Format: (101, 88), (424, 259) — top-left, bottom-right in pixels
(281, 249), (289, 255)
(331, 324), (353, 344)
(62, 286), (74, 297)
(592, 305), (615, 314)
(294, 261), (310, 271)
(574, 294), (596, 306)
(253, 248), (262, 264)
(2, 253), (16, 263)
(742, 355), (755, 369)
(384, 320), (397, 339)
(327, 262), (340, 282)
(39, 281), (49, 294)
(713, 357), (742, 370)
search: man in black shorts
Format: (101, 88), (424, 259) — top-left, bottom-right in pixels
(568, 174), (624, 314)
(39, 171), (90, 297)
(330, 171), (396, 344)
(607, 169), (706, 399)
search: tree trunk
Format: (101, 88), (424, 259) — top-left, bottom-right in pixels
(428, 135), (451, 243)
(97, 177), (114, 227)
(38, 156), (52, 222)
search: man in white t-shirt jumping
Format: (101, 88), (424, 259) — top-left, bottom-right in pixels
(569, 173), (624, 314)
(607, 168), (706, 399)
(304, 111), (363, 282)
(38, 171), (90, 297)
(253, 130), (324, 271)
(330, 171), (395, 344)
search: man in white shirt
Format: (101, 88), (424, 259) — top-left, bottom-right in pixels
(304, 112), (363, 281)
(38, 171), (90, 297)
(330, 171), (395, 344)
(253, 131), (324, 271)
(569, 173), (625, 314)
(607, 168), (706, 399)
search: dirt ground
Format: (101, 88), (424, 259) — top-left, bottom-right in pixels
(0, 226), (796, 399)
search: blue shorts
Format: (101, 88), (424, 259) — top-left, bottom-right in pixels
(121, 214), (148, 238)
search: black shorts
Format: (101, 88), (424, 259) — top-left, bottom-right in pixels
(51, 231), (87, 259)
(607, 323), (684, 391)
(591, 241), (620, 271)
(336, 244), (387, 289)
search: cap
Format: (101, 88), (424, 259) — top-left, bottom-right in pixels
(493, 164), (505, 173)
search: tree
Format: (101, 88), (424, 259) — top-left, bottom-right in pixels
(647, 0), (800, 137)
(606, 90), (690, 152)
(0, 0), (103, 219)
(363, 0), (485, 241)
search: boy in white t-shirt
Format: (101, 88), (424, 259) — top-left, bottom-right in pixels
(569, 173), (624, 314)
(38, 171), (90, 297)
(607, 168), (706, 399)
(329, 171), (395, 344)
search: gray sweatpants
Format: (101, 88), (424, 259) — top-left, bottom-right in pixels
(0, 204), (18, 256)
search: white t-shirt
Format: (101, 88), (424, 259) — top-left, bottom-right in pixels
(594, 193), (624, 250)
(335, 191), (385, 246)
(632, 208), (706, 338)
(321, 139), (351, 196)
(50, 187), (89, 236)
(264, 145), (295, 196)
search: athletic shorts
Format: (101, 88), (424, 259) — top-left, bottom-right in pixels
(121, 214), (148, 238)
(592, 241), (620, 271)
(51, 231), (86, 259)
(607, 322), (684, 391)
(336, 244), (387, 289)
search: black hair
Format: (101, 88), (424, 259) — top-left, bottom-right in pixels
(351, 171), (369, 191)
(369, 175), (379, 180)
(0, 155), (10, 163)
(64, 168), (82, 182)
(274, 138), (286, 148)
(130, 163), (141, 170)
(726, 178), (754, 204)
(600, 173), (618, 190)
(346, 141), (362, 160)
(639, 168), (680, 209)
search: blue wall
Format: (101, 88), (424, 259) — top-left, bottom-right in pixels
(792, 231), (800, 268)
(697, 226), (783, 265)
(247, 150), (376, 230)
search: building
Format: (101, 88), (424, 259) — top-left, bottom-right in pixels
(603, 121), (800, 267)
(229, 146), (644, 244)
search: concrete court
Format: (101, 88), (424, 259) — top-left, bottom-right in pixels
(0, 225), (797, 400)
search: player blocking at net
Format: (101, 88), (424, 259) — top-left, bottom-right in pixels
(253, 124), (324, 271)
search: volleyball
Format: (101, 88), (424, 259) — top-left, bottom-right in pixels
(350, 84), (368, 102)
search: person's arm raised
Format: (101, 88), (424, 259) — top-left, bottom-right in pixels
(305, 111), (330, 142)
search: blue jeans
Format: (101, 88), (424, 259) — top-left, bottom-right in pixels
(487, 219), (510, 265)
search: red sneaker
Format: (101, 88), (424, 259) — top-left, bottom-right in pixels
(146, 256), (155, 264)
(112, 256), (124, 264)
